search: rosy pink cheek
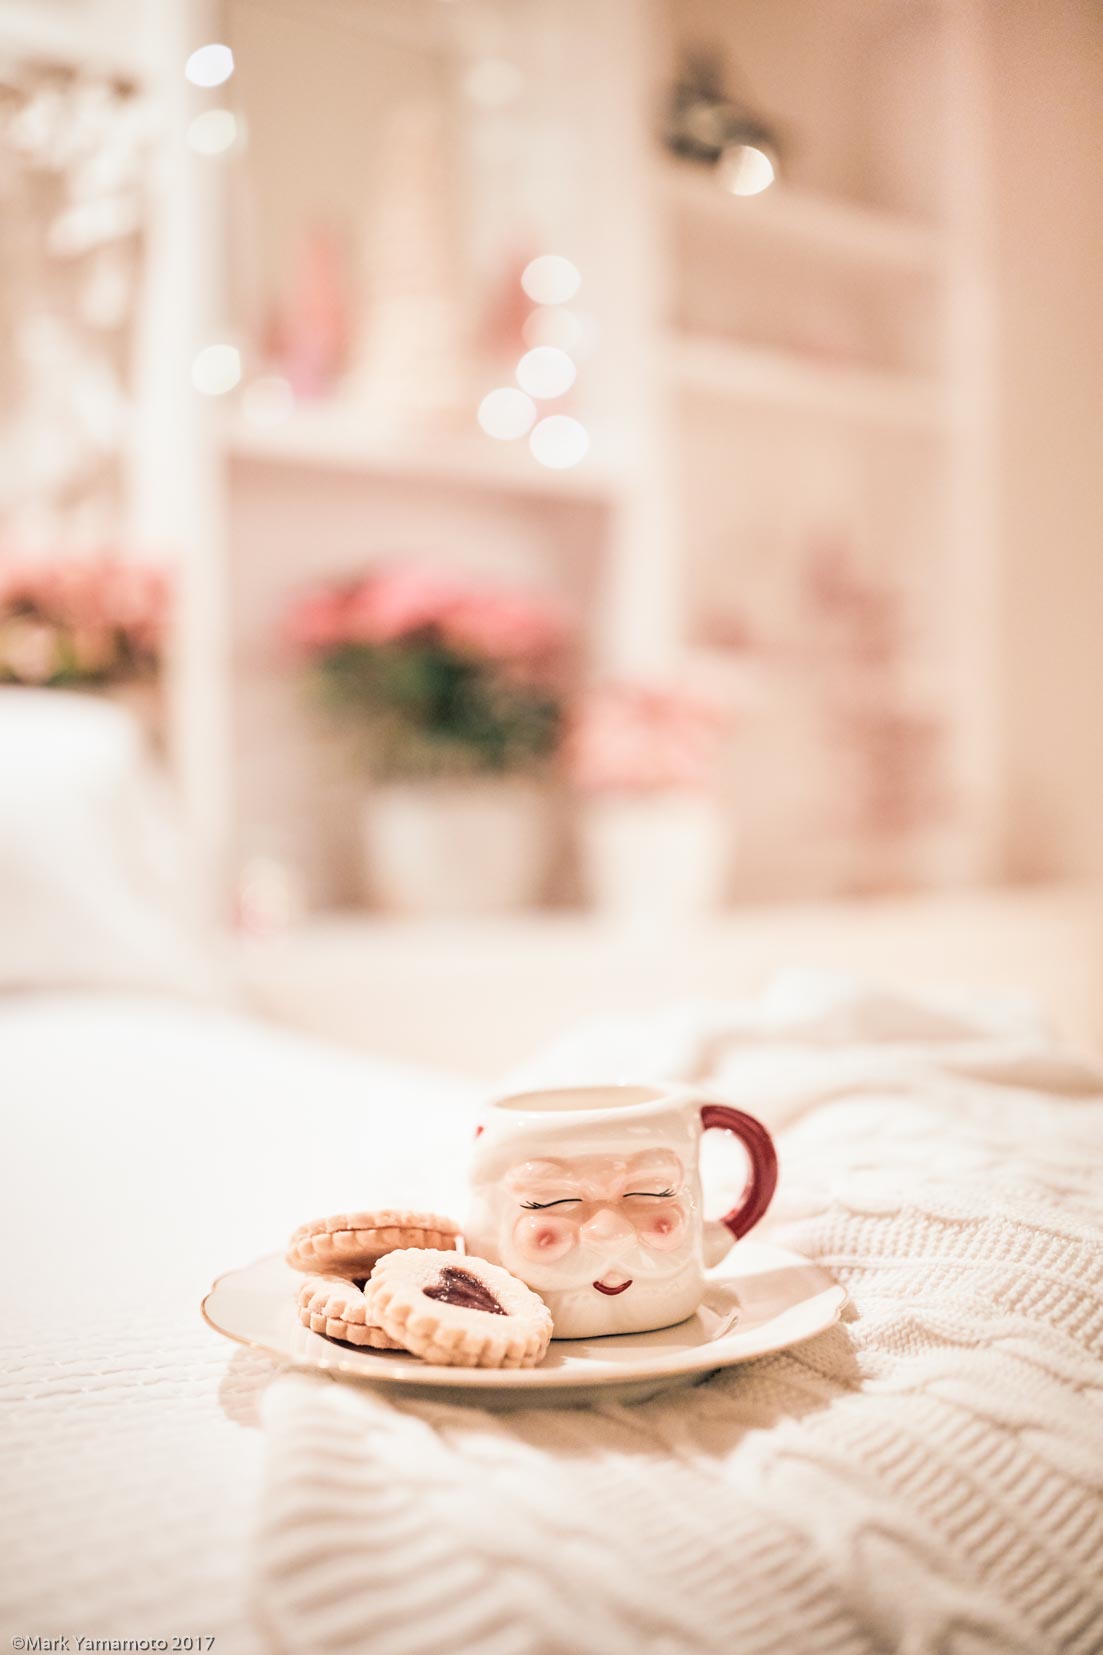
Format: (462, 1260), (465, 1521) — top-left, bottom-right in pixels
(639, 1207), (687, 1251)
(513, 1213), (575, 1262)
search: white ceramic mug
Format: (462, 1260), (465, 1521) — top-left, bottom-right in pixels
(466, 1082), (778, 1338)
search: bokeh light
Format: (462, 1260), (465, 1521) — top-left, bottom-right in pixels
(478, 386), (537, 440)
(186, 109), (240, 157)
(521, 255), (582, 306)
(184, 43), (235, 88)
(522, 307), (582, 352)
(516, 346), (577, 400)
(529, 414), (590, 469)
(191, 343), (242, 396)
(718, 143), (776, 197)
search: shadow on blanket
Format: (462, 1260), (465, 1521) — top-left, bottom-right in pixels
(217, 1315), (861, 1435)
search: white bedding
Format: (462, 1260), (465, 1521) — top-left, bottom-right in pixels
(0, 992), (477, 1649)
(2, 979), (1102, 1655)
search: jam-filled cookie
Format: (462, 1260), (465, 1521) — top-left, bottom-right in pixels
(366, 1248), (552, 1369)
(286, 1210), (460, 1279)
(296, 1273), (409, 1351)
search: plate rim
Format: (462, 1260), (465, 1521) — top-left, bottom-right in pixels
(201, 1243), (848, 1392)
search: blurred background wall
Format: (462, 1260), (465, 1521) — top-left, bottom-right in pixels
(990, 0), (1103, 883)
(2, 0), (1102, 1066)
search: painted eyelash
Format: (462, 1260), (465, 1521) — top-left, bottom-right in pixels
(520, 1188), (675, 1209)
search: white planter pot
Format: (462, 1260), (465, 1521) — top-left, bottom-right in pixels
(579, 792), (730, 924)
(80, 680), (163, 751)
(362, 779), (551, 916)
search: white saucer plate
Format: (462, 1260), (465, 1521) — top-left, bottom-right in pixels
(202, 1241), (847, 1407)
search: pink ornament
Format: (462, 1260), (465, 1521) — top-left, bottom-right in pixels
(278, 225), (349, 400)
(567, 680), (730, 796)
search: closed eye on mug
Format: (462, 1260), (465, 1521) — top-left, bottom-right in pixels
(624, 1188), (675, 1199)
(520, 1197), (582, 1210)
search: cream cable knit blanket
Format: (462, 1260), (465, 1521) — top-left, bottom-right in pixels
(256, 977), (1103, 1655)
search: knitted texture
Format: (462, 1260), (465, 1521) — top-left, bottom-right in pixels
(257, 978), (1103, 1655)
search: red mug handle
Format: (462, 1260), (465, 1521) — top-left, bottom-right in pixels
(701, 1103), (778, 1242)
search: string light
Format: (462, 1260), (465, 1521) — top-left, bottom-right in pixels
(186, 109), (240, 157)
(477, 262), (590, 454)
(718, 143), (775, 196)
(529, 414), (589, 469)
(184, 43), (235, 88)
(522, 307), (581, 353)
(478, 387), (537, 440)
(521, 255), (581, 306)
(192, 343), (242, 396)
(523, 310), (600, 362)
(516, 346), (576, 400)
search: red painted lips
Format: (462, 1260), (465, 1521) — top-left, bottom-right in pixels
(592, 1280), (632, 1296)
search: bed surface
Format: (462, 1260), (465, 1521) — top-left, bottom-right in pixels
(2, 979), (1102, 1655)
(0, 992), (477, 1648)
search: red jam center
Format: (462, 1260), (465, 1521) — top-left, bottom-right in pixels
(423, 1267), (506, 1315)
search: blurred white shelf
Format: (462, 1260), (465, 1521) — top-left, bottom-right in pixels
(273, 0), (461, 59)
(225, 406), (621, 505)
(0, 7), (150, 83)
(234, 883), (1103, 1075)
(668, 334), (945, 431)
(662, 162), (946, 276)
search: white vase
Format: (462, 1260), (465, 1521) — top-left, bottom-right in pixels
(578, 792), (730, 924)
(362, 778), (551, 916)
(92, 680), (163, 751)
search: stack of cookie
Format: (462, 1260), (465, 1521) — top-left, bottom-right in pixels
(288, 1210), (552, 1370)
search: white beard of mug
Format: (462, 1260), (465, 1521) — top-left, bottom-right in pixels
(466, 1083), (778, 1339)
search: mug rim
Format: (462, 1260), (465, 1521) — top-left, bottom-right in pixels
(486, 1080), (690, 1121)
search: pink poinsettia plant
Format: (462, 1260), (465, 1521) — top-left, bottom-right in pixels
(285, 563), (572, 780)
(0, 553), (170, 688)
(567, 680), (730, 795)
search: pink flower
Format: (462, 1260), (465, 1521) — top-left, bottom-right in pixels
(0, 557), (47, 610)
(568, 682), (729, 795)
(0, 618), (60, 683)
(285, 563), (572, 670)
(444, 590), (568, 665)
(70, 626), (115, 673)
(104, 562), (170, 638)
(346, 566), (464, 644)
(285, 586), (353, 650)
(0, 551), (170, 681)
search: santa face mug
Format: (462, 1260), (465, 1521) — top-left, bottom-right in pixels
(466, 1083), (778, 1338)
